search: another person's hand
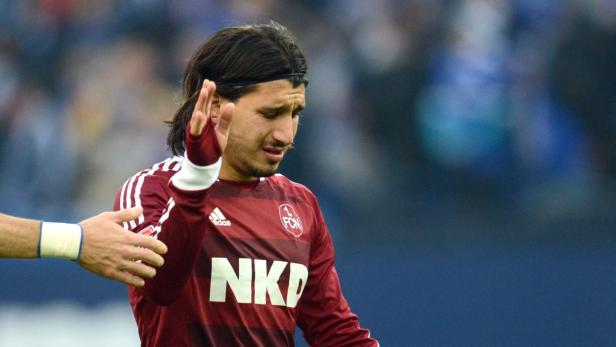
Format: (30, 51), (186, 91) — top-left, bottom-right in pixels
(186, 80), (235, 165)
(77, 207), (168, 287)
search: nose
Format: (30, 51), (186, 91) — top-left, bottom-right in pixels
(271, 114), (295, 146)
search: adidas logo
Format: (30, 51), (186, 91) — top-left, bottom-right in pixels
(209, 207), (231, 226)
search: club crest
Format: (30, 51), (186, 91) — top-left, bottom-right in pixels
(278, 204), (303, 237)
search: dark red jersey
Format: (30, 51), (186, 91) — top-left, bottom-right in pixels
(114, 157), (379, 347)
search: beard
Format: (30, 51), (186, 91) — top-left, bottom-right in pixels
(224, 135), (282, 179)
(236, 152), (279, 178)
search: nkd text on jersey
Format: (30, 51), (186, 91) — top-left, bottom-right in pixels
(209, 257), (308, 308)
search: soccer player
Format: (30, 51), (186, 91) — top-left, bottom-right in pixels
(116, 22), (379, 346)
(0, 207), (168, 287)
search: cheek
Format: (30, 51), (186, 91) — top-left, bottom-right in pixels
(228, 111), (252, 137)
(229, 116), (265, 145)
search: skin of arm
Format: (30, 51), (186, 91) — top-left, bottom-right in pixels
(0, 207), (169, 287)
(0, 213), (40, 258)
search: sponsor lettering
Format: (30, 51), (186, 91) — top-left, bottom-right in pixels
(209, 257), (308, 308)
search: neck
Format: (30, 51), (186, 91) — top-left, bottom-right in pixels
(219, 159), (258, 182)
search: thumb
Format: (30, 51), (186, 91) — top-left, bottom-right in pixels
(109, 207), (143, 223)
(216, 102), (234, 135)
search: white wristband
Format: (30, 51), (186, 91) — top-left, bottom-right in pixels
(38, 222), (84, 260)
(170, 154), (221, 191)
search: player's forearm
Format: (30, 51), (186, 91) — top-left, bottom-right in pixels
(139, 146), (220, 305)
(300, 277), (379, 347)
(0, 214), (40, 258)
(300, 224), (379, 346)
(139, 186), (209, 305)
(302, 311), (379, 347)
(140, 217), (206, 305)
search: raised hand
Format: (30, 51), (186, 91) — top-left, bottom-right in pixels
(78, 207), (168, 287)
(186, 80), (235, 166)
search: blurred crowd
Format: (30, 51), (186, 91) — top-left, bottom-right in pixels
(0, 0), (615, 238)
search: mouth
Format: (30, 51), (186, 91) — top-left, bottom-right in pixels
(262, 146), (286, 162)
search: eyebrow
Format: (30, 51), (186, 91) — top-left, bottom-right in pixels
(258, 104), (305, 114)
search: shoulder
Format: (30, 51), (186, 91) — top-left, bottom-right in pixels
(267, 173), (319, 205)
(116, 156), (183, 209)
(268, 173), (312, 193)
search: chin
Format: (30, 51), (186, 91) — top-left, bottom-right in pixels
(257, 167), (278, 177)
(248, 163), (279, 178)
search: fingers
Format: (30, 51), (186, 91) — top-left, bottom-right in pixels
(216, 102), (234, 135)
(190, 84), (208, 135)
(110, 270), (146, 287)
(78, 210), (169, 287)
(205, 82), (214, 122)
(121, 259), (157, 280)
(127, 244), (165, 267)
(101, 240), (165, 287)
(189, 80), (216, 136)
(193, 82), (208, 117)
(107, 207), (143, 224)
(132, 233), (168, 255)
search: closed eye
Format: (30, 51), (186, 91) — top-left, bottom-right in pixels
(257, 105), (305, 119)
(261, 111), (279, 119)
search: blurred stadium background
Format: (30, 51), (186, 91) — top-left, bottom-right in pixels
(1, 0), (616, 346)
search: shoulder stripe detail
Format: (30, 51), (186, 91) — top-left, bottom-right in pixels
(133, 158), (179, 227)
(159, 198), (176, 225)
(132, 161), (165, 227)
(119, 178), (130, 229)
(161, 159), (172, 171)
(123, 157), (179, 230)
(169, 160), (181, 171)
(124, 172), (141, 229)
(120, 179), (128, 211)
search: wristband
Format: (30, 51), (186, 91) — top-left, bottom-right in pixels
(171, 154), (222, 191)
(186, 117), (222, 166)
(38, 222), (84, 260)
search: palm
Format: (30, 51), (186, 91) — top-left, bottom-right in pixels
(189, 80), (234, 152)
(213, 102), (234, 152)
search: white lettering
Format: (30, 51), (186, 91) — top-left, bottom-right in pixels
(254, 260), (287, 306)
(209, 257), (252, 303)
(283, 216), (300, 229)
(286, 263), (308, 308)
(209, 257), (308, 307)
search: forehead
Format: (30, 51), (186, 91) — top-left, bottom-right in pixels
(239, 79), (306, 108)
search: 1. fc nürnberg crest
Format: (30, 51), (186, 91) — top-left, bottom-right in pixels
(278, 204), (303, 237)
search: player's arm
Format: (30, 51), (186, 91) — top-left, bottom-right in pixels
(0, 208), (168, 287)
(0, 213), (41, 258)
(128, 80), (234, 305)
(297, 199), (379, 347)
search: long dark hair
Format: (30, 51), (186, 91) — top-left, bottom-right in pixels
(166, 21), (308, 156)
